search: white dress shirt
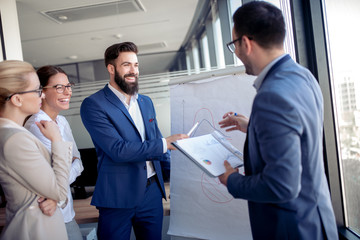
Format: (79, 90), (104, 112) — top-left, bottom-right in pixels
(108, 83), (167, 178)
(24, 110), (84, 223)
(253, 54), (287, 91)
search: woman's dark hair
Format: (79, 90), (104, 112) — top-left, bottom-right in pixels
(104, 42), (138, 67)
(36, 65), (67, 87)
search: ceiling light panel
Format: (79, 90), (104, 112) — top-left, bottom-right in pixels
(138, 42), (167, 52)
(41, 0), (145, 24)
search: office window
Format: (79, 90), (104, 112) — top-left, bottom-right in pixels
(201, 34), (211, 71)
(0, 13), (4, 61)
(78, 62), (95, 83)
(265, 0), (296, 60)
(185, 52), (191, 75)
(226, 0), (241, 66)
(227, 0), (242, 66)
(228, 0), (241, 15)
(57, 63), (79, 84)
(323, 0), (360, 235)
(227, 0), (295, 66)
(213, 16), (226, 69)
(192, 41), (200, 74)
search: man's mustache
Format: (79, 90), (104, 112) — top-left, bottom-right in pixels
(124, 73), (138, 78)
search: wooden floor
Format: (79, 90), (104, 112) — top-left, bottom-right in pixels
(74, 182), (170, 224)
(0, 182), (170, 228)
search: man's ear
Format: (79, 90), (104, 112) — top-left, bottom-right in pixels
(243, 36), (252, 55)
(107, 64), (115, 75)
(241, 35), (254, 55)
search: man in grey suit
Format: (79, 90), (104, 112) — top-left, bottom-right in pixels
(218, 2), (338, 239)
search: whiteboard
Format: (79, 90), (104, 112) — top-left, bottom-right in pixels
(168, 67), (256, 240)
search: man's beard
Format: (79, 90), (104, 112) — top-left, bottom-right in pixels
(241, 57), (254, 76)
(114, 68), (139, 95)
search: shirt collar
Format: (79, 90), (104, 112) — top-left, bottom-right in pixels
(37, 109), (54, 121)
(253, 54), (286, 91)
(108, 83), (138, 108)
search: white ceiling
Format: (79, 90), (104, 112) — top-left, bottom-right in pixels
(16, 0), (199, 74)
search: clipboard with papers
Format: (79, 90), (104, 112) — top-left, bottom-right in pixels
(172, 130), (243, 178)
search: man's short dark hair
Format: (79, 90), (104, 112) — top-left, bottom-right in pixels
(104, 42), (138, 67)
(233, 1), (285, 49)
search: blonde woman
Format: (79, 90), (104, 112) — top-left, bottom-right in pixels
(0, 60), (72, 240)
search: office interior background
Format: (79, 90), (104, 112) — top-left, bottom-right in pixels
(0, 0), (359, 239)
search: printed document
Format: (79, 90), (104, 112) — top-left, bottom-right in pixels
(172, 131), (243, 177)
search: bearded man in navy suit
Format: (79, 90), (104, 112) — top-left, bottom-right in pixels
(218, 2), (338, 239)
(80, 42), (187, 240)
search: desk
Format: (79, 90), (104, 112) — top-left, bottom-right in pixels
(0, 183), (170, 229)
(73, 196), (98, 224)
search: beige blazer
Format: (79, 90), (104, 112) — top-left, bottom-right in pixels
(0, 118), (72, 240)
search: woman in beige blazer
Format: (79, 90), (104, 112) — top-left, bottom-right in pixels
(0, 60), (72, 240)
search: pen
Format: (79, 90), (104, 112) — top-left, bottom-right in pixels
(187, 122), (199, 136)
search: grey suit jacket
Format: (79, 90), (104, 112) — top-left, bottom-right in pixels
(227, 55), (338, 239)
(0, 118), (72, 240)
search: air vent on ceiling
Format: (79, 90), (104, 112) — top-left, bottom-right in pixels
(41, 0), (145, 24)
(138, 42), (167, 52)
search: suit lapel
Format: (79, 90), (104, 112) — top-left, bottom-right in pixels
(137, 95), (150, 140)
(261, 54), (291, 86)
(103, 85), (137, 128)
(243, 128), (251, 175)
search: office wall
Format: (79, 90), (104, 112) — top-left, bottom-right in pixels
(0, 0), (23, 61)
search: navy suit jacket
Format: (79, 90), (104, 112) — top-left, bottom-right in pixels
(80, 85), (170, 208)
(227, 55), (338, 239)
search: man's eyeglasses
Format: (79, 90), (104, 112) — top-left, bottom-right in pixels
(226, 37), (242, 53)
(226, 36), (253, 53)
(43, 83), (75, 94)
(5, 87), (43, 101)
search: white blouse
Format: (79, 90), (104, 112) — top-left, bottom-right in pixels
(24, 110), (84, 223)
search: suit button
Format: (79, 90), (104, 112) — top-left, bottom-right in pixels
(144, 165), (146, 170)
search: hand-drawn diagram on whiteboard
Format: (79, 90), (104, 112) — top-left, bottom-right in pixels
(168, 68), (256, 240)
(201, 173), (233, 203)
